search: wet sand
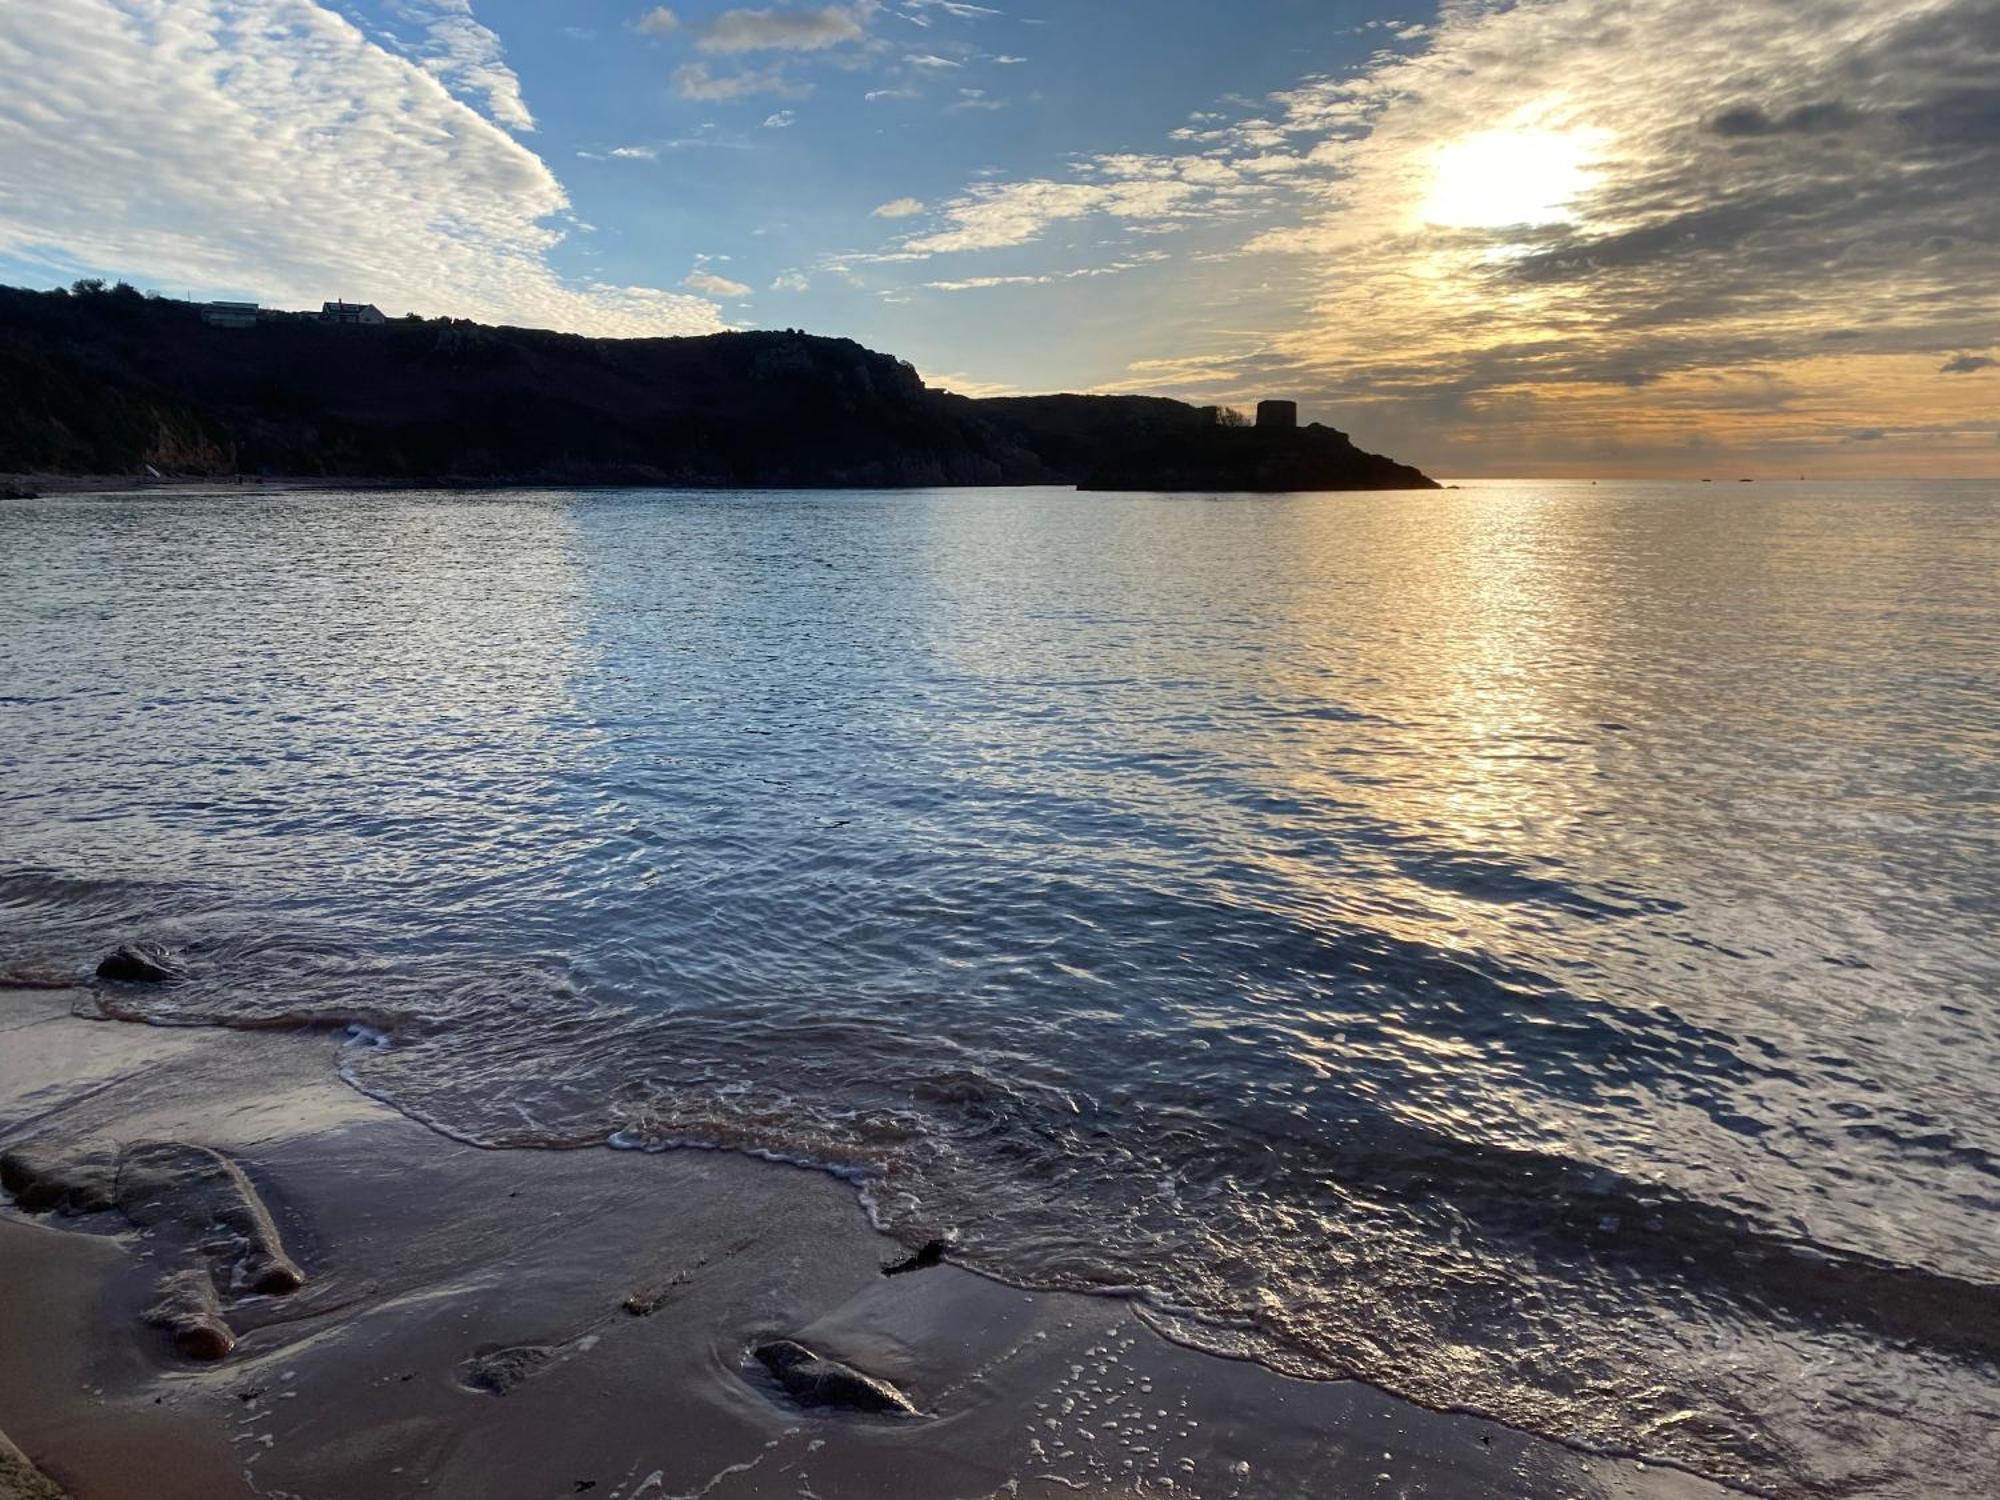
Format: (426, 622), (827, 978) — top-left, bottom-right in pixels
(0, 983), (1729, 1499)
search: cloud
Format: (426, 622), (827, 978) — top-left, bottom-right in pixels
(900, 0), (1001, 20)
(393, 0), (534, 131)
(918, 366), (1020, 398)
(923, 253), (1167, 291)
(850, 0), (1995, 476)
(1708, 99), (1863, 137)
(698, 3), (874, 54)
(672, 61), (809, 100)
(684, 269), (754, 297)
(873, 196), (926, 218)
(0, 0), (722, 337)
(1940, 353), (1996, 373)
(634, 6), (680, 37)
(762, 110), (797, 127)
(770, 270), (811, 292)
(1186, 0), (2000, 473)
(892, 155), (1246, 255)
(924, 273), (1049, 290)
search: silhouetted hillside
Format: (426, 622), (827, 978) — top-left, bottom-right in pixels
(980, 395), (1437, 492)
(0, 285), (1433, 492)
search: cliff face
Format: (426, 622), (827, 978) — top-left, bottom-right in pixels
(0, 287), (1433, 492)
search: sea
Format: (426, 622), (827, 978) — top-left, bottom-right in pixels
(2, 480), (1995, 1497)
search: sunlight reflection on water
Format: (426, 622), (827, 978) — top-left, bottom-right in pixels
(3, 479), (1996, 1497)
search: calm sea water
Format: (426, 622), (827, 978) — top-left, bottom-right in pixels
(2, 482), (1996, 1496)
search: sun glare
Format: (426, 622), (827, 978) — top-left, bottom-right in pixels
(1423, 128), (1600, 230)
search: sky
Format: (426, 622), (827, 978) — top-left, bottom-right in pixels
(0, 0), (1996, 476)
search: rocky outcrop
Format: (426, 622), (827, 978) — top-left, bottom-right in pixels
(752, 1339), (918, 1415)
(0, 1140), (120, 1216)
(144, 1269), (236, 1361)
(0, 1136), (305, 1360)
(115, 1142), (305, 1295)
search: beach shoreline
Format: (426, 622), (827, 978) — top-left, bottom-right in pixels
(0, 979), (1731, 1500)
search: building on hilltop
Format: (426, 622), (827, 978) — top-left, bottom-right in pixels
(321, 300), (386, 326)
(199, 301), (260, 329)
(1255, 400), (1298, 431)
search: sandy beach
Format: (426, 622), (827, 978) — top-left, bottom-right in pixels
(0, 976), (1728, 1500)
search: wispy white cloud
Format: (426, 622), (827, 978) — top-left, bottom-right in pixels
(873, 197), (926, 218)
(923, 253), (1164, 291)
(899, 0), (1001, 22)
(893, 155), (1253, 255)
(0, 0), (723, 336)
(685, 268), (754, 297)
(917, 366), (1020, 398)
(672, 60), (810, 100)
(388, 0), (533, 131)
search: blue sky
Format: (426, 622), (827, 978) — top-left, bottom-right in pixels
(538, 0), (1375, 395)
(2, 1), (1997, 474)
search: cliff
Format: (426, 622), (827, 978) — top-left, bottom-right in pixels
(0, 285), (1433, 492)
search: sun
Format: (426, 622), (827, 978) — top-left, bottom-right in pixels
(1422, 128), (1602, 230)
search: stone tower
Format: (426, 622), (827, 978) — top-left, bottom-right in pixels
(1255, 400), (1298, 431)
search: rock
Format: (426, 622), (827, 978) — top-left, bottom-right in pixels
(144, 1270), (235, 1361)
(0, 1139), (121, 1216)
(0, 1428), (69, 1500)
(0, 965), (76, 990)
(116, 1142), (305, 1294)
(459, 1344), (554, 1396)
(752, 1340), (918, 1415)
(882, 1239), (948, 1277)
(94, 945), (182, 984)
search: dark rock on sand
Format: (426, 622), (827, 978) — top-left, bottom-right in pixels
(459, 1344), (555, 1396)
(0, 965), (76, 990)
(0, 1139), (121, 1216)
(752, 1339), (918, 1415)
(2, 1136), (305, 1364)
(882, 1239), (949, 1277)
(94, 945), (182, 984)
(116, 1141), (305, 1295)
(144, 1269), (236, 1361)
